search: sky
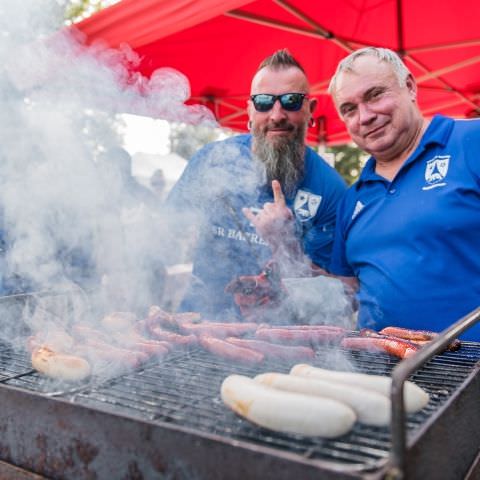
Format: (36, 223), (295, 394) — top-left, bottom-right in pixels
(120, 114), (171, 156)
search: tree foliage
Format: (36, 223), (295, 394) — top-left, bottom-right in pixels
(327, 144), (366, 185)
(64, 0), (114, 23)
(169, 123), (225, 159)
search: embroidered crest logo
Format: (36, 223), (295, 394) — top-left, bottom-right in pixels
(294, 189), (322, 222)
(423, 155), (450, 190)
(352, 200), (365, 220)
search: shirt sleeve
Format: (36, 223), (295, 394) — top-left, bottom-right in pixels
(166, 138), (255, 212)
(166, 144), (211, 212)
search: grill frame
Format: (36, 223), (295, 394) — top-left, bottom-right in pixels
(0, 382), (384, 480)
(0, 343), (478, 479)
(0, 292), (478, 479)
(389, 306), (480, 479)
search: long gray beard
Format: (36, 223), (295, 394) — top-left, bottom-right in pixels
(253, 126), (305, 197)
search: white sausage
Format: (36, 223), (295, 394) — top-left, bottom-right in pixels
(290, 364), (429, 413)
(255, 372), (390, 426)
(31, 347), (91, 382)
(221, 375), (356, 437)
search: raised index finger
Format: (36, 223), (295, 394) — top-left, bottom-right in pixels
(272, 180), (286, 205)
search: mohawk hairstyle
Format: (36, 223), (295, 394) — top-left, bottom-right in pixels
(257, 49), (305, 73)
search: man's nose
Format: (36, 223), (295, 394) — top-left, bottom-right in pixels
(357, 102), (376, 125)
(268, 99), (288, 121)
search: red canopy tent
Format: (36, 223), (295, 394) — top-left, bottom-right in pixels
(75, 0), (480, 145)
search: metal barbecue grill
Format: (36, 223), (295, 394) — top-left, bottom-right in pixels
(0, 293), (478, 479)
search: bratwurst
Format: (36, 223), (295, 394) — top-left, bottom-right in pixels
(224, 337), (315, 361)
(255, 372), (391, 426)
(221, 375), (356, 437)
(340, 336), (419, 359)
(31, 347), (91, 382)
(290, 364), (429, 413)
(255, 325), (346, 345)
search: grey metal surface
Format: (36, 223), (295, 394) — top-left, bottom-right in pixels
(389, 306), (480, 479)
(465, 448), (480, 480)
(0, 459), (48, 480)
(0, 292), (478, 479)
(0, 339), (478, 479)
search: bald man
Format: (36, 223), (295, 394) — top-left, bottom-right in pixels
(167, 49), (346, 317)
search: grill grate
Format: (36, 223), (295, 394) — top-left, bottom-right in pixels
(3, 341), (478, 472)
(1, 341), (479, 472)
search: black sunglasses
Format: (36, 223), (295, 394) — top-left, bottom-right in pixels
(250, 93), (308, 112)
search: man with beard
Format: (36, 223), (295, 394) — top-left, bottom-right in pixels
(166, 49), (346, 317)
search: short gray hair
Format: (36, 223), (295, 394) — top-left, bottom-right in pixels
(328, 47), (411, 95)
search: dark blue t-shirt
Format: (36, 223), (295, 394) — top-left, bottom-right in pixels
(330, 115), (480, 340)
(167, 134), (346, 316)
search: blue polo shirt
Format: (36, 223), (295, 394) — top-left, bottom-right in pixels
(330, 115), (480, 341)
(167, 134), (346, 316)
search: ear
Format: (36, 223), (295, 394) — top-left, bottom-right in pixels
(247, 98), (255, 120)
(405, 74), (418, 101)
(308, 97), (318, 115)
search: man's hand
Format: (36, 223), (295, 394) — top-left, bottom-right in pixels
(242, 180), (295, 249)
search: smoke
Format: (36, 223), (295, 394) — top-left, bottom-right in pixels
(0, 1), (356, 388)
(283, 276), (355, 328)
(0, 1), (215, 354)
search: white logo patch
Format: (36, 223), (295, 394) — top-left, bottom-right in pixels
(423, 155), (450, 190)
(352, 200), (365, 220)
(294, 189), (322, 222)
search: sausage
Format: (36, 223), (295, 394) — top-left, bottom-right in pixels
(101, 311), (137, 331)
(255, 372), (390, 426)
(74, 345), (133, 371)
(112, 331), (171, 356)
(198, 335), (264, 364)
(359, 328), (462, 353)
(379, 326), (461, 351)
(221, 375), (356, 437)
(224, 337), (315, 361)
(145, 306), (177, 329)
(180, 321), (258, 338)
(340, 336), (419, 359)
(258, 324), (347, 332)
(379, 326), (432, 341)
(72, 324), (111, 343)
(255, 327), (345, 345)
(149, 326), (198, 347)
(290, 364), (429, 413)
(147, 306), (201, 330)
(173, 311), (203, 323)
(359, 328), (383, 338)
(31, 347), (91, 382)
(82, 339), (149, 368)
(120, 339), (170, 358)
